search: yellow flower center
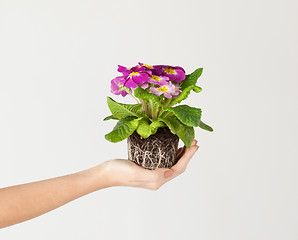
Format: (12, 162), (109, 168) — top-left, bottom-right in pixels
(163, 67), (175, 74)
(129, 72), (140, 77)
(150, 75), (161, 81)
(143, 64), (153, 69)
(157, 86), (168, 92)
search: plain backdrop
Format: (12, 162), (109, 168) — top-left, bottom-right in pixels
(0, 0), (297, 239)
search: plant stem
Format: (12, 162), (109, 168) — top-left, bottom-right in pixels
(140, 99), (149, 117)
(159, 110), (171, 119)
(129, 93), (140, 104)
(148, 102), (152, 118)
(163, 98), (172, 108)
(149, 99), (154, 119)
(156, 106), (162, 118)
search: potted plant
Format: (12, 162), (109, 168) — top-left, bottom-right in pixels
(104, 63), (213, 170)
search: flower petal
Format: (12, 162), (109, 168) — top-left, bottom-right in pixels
(149, 86), (163, 96)
(164, 92), (173, 98)
(162, 68), (185, 83)
(124, 78), (138, 88)
(131, 72), (149, 84)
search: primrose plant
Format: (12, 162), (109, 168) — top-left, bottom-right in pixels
(104, 63), (213, 148)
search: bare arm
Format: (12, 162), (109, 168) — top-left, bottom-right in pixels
(0, 140), (199, 229)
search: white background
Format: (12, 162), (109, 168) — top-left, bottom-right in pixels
(1, 0), (298, 239)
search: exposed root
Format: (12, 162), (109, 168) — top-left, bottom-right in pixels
(127, 128), (179, 170)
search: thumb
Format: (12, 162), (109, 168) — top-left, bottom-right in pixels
(164, 170), (174, 178)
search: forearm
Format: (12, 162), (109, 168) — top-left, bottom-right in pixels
(0, 142), (198, 229)
(0, 164), (108, 229)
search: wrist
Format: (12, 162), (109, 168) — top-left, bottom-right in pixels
(79, 162), (112, 192)
(96, 160), (120, 188)
(95, 160), (128, 188)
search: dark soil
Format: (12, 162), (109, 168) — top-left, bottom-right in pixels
(127, 127), (183, 170)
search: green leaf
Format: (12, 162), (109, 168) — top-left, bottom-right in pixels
(159, 116), (181, 134)
(159, 116), (195, 148)
(180, 68), (203, 91)
(133, 87), (163, 107)
(103, 115), (118, 121)
(170, 85), (202, 106)
(164, 105), (202, 127)
(105, 116), (140, 143)
(136, 118), (165, 138)
(199, 120), (213, 132)
(107, 97), (145, 119)
(177, 125), (195, 148)
(136, 118), (152, 138)
(170, 68), (203, 106)
(150, 121), (165, 135)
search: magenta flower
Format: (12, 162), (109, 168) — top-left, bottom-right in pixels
(147, 75), (169, 85)
(152, 65), (185, 83)
(118, 64), (152, 77)
(139, 82), (149, 89)
(149, 81), (178, 98)
(110, 76), (128, 97)
(124, 71), (150, 88)
(117, 65), (131, 75)
(172, 83), (182, 97)
(131, 64), (152, 75)
(117, 64), (151, 89)
(138, 62), (154, 71)
(139, 62), (165, 76)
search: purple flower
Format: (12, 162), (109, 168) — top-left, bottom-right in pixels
(124, 71), (150, 88)
(117, 65), (131, 76)
(147, 75), (169, 85)
(151, 65), (185, 83)
(131, 64), (152, 75)
(172, 83), (182, 97)
(138, 62), (154, 70)
(139, 82), (149, 89)
(110, 76), (128, 97)
(139, 63), (164, 76)
(149, 81), (178, 98)
(118, 64), (152, 77)
(117, 64), (151, 89)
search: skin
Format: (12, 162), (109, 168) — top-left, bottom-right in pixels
(0, 140), (199, 229)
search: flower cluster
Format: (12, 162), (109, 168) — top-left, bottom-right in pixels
(110, 63), (185, 98)
(105, 65), (213, 149)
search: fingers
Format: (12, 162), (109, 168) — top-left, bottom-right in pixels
(164, 170), (174, 178)
(190, 139), (198, 147)
(123, 139), (198, 190)
(145, 140), (198, 189)
(171, 139), (199, 173)
(176, 146), (186, 161)
(176, 147), (184, 155)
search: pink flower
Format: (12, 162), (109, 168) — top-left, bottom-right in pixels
(151, 65), (185, 83)
(131, 64), (152, 76)
(124, 71), (150, 88)
(117, 65), (131, 75)
(117, 64), (151, 89)
(139, 82), (149, 89)
(138, 62), (154, 71)
(110, 76), (128, 97)
(172, 83), (182, 97)
(147, 75), (169, 85)
(149, 81), (178, 98)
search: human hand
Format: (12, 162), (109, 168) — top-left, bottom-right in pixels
(0, 140), (198, 228)
(101, 139), (199, 190)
